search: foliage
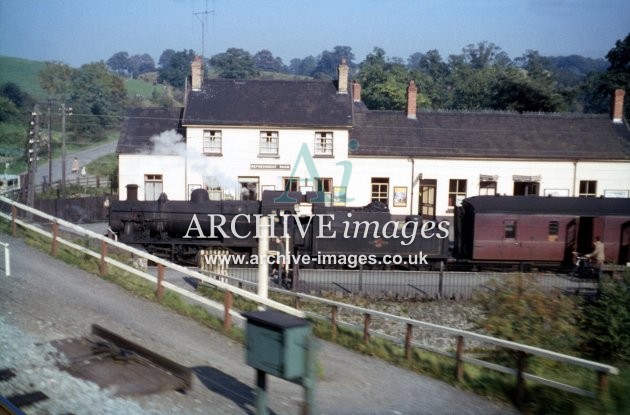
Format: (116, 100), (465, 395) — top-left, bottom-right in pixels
(210, 48), (259, 79)
(583, 32), (630, 118)
(253, 49), (286, 73)
(579, 274), (630, 363)
(473, 275), (580, 356)
(157, 49), (195, 88)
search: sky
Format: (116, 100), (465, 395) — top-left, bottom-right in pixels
(1, 0), (629, 68)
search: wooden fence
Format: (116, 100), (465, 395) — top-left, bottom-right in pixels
(0, 195), (619, 407)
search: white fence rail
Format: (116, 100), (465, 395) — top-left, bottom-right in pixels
(0, 195), (619, 405)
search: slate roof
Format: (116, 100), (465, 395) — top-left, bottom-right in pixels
(350, 108), (630, 160)
(116, 107), (184, 154)
(183, 79), (353, 128)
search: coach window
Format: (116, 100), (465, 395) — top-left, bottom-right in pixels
(202, 130), (222, 155)
(504, 220), (517, 239)
(448, 179), (467, 207)
(579, 180), (597, 197)
(371, 177), (389, 204)
(259, 131), (279, 156)
(548, 221), (559, 242)
(144, 174), (163, 201)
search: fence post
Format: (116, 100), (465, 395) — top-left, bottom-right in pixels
(223, 290), (233, 332)
(294, 295), (301, 310)
(405, 323), (413, 361)
(155, 264), (165, 301)
(597, 371), (609, 400)
(455, 335), (465, 381)
(363, 313), (371, 344)
(331, 305), (338, 339)
(99, 240), (107, 276)
(438, 261), (444, 298)
(51, 221), (59, 255)
(515, 351), (528, 409)
(11, 205), (17, 237)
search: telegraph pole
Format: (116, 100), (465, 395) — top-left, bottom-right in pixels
(60, 103), (71, 195)
(26, 105), (40, 208)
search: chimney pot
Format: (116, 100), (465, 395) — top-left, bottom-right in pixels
(612, 89), (625, 123)
(337, 59), (349, 94)
(406, 80), (418, 119)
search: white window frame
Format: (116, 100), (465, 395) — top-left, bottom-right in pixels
(259, 131), (279, 156)
(144, 174), (163, 201)
(314, 132), (333, 156)
(203, 130), (222, 155)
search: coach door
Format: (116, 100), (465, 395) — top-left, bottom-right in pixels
(564, 219), (577, 264)
(620, 221), (630, 265)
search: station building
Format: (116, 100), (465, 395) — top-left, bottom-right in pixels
(117, 58), (630, 219)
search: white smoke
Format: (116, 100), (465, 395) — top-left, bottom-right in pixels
(149, 129), (241, 192)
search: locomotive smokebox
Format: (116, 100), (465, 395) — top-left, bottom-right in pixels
(126, 184), (139, 201)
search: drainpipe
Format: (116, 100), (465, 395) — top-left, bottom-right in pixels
(409, 158), (415, 215)
(572, 160), (578, 197)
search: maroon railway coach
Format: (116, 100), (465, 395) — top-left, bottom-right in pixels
(454, 196), (630, 268)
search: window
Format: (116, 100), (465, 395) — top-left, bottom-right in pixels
(259, 131), (279, 156)
(419, 179), (437, 217)
(315, 177), (333, 204)
(548, 221), (559, 242)
(203, 176), (222, 200)
(371, 177), (389, 204)
(504, 220), (516, 239)
(479, 180), (497, 196)
(202, 130), (222, 154)
(239, 177), (259, 200)
(314, 132), (333, 156)
(283, 177), (299, 192)
(448, 179), (467, 207)
(579, 180), (597, 197)
(144, 174), (163, 201)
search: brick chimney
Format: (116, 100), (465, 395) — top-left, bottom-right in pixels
(611, 89), (625, 123)
(352, 80), (361, 102)
(191, 56), (203, 91)
(337, 58), (348, 94)
(406, 80), (417, 119)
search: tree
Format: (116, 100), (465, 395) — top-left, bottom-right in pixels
(106, 51), (130, 76)
(128, 53), (155, 78)
(584, 33), (630, 118)
(38, 61), (74, 99)
(158, 49), (176, 69)
(254, 49), (286, 73)
(157, 49), (195, 88)
(356, 47), (411, 110)
(68, 62), (128, 142)
(312, 46), (356, 79)
(210, 48), (258, 79)
(289, 56), (317, 76)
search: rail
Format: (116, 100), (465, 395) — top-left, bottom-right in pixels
(0, 195), (619, 406)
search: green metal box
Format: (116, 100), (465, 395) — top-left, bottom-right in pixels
(243, 310), (311, 380)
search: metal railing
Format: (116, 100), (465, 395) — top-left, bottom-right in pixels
(0, 195), (619, 405)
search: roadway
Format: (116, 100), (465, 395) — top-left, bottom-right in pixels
(0, 231), (516, 415)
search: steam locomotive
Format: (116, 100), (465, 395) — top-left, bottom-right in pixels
(109, 184), (630, 271)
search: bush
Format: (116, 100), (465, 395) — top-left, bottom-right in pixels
(473, 275), (580, 356)
(579, 274), (630, 363)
